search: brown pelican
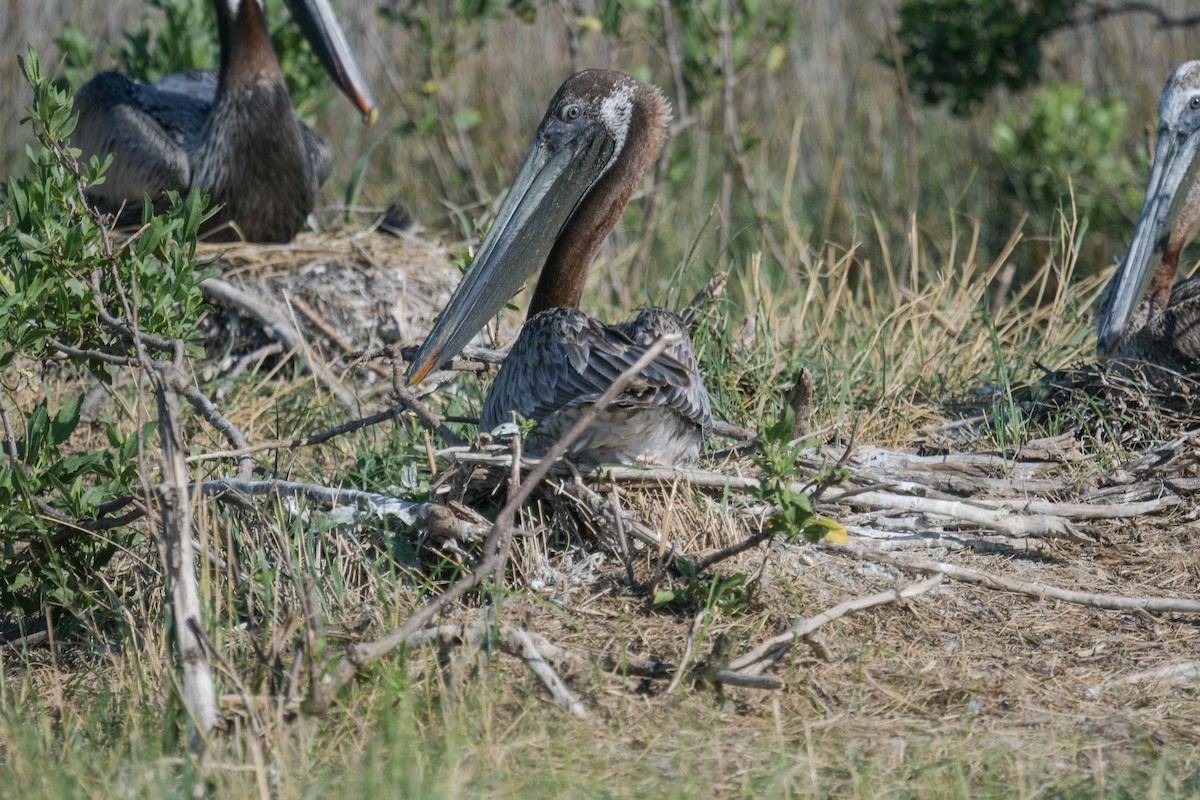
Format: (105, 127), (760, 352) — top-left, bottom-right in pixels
(1097, 61), (1200, 370)
(72, 0), (376, 243)
(406, 70), (712, 465)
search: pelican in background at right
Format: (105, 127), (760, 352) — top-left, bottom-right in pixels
(1097, 61), (1200, 371)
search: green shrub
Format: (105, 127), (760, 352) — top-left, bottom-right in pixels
(0, 49), (212, 619)
(991, 82), (1141, 252)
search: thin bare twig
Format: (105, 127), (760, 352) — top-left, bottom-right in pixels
(826, 541), (1200, 614)
(188, 402), (415, 463)
(508, 627), (589, 719)
(729, 576), (944, 674)
(390, 349), (466, 448)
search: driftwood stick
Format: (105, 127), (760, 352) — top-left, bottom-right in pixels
(505, 627), (589, 719)
(712, 670), (785, 690)
(729, 576), (944, 673)
(826, 541), (1200, 614)
(555, 464), (1071, 537)
(152, 365), (219, 751)
(821, 488), (1073, 537)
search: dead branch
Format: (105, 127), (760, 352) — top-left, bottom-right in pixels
(390, 348), (466, 448)
(151, 364), (218, 751)
(729, 576), (944, 674)
(712, 670), (785, 690)
(506, 627), (589, 719)
(189, 402), (415, 464)
(821, 487), (1074, 538)
(826, 541), (1200, 614)
(181, 384), (253, 480)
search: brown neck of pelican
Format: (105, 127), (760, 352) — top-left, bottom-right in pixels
(526, 86), (671, 317)
(1155, 176), (1200, 306)
(215, 0), (284, 92)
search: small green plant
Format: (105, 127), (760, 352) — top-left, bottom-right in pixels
(653, 558), (756, 613)
(753, 408), (842, 544)
(0, 48), (213, 619)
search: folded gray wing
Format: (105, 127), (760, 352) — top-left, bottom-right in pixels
(72, 70), (210, 216)
(1162, 276), (1200, 365)
(479, 306), (713, 438)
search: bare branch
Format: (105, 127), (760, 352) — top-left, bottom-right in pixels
(826, 541), (1200, 614)
(181, 384), (254, 481)
(729, 576), (944, 673)
(390, 349), (466, 448)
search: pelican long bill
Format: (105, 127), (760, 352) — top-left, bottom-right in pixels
(1098, 92), (1200, 352)
(405, 120), (615, 385)
(284, 0), (377, 123)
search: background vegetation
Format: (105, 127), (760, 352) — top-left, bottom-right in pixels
(3, 0), (1199, 306)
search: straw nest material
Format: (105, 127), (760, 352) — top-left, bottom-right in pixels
(194, 228), (462, 387)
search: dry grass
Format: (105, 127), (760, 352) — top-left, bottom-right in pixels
(5, 209), (1200, 797)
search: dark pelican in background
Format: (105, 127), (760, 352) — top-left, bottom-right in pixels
(406, 70), (713, 465)
(1097, 61), (1200, 371)
(72, 0), (376, 243)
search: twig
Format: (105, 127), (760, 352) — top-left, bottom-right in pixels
(712, 670), (785, 690)
(188, 402), (414, 463)
(45, 337), (139, 365)
(607, 477), (637, 587)
(666, 611), (706, 695)
(826, 541), (1200, 614)
(390, 348), (466, 448)
(507, 627), (589, 719)
(729, 576), (944, 674)
(1075, 1), (1200, 30)
(181, 384), (253, 481)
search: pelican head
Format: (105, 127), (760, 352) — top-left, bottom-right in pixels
(406, 70), (670, 385)
(1098, 61), (1200, 352)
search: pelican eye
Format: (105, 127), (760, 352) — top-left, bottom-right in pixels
(561, 103), (583, 122)
(1190, 96), (1200, 111)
